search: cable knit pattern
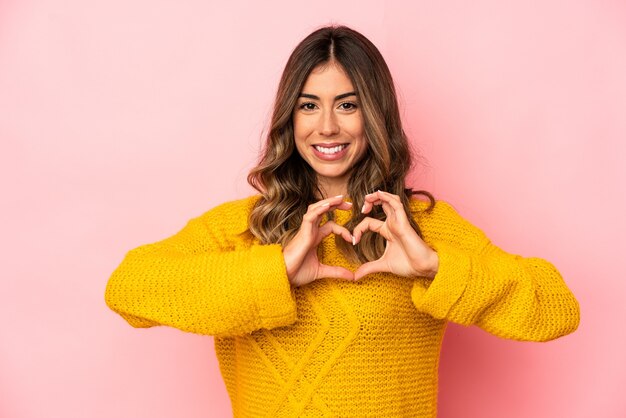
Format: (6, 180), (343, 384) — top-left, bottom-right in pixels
(105, 196), (580, 417)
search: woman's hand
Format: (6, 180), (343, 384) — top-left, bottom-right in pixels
(353, 191), (439, 281)
(283, 195), (355, 287)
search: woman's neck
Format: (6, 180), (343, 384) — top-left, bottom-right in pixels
(316, 179), (348, 199)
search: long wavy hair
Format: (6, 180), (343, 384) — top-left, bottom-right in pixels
(247, 25), (433, 263)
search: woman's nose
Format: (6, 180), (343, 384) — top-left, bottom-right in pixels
(318, 110), (340, 136)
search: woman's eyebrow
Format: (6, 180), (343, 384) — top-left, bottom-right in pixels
(298, 92), (357, 100)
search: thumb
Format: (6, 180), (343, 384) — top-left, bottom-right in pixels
(317, 221), (353, 246)
(354, 259), (389, 281)
(317, 264), (355, 281)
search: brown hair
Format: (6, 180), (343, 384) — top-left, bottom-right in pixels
(247, 25), (433, 263)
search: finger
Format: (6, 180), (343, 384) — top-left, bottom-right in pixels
(354, 259), (389, 281)
(334, 200), (354, 211)
(363, 191), (382, 202)
(352, 217), (385, 244)
(324, 195), (353, 212)
(379, 201), (406, 227)
(317, 194), (349, 207)
(360, 193), (379, 214)
(362, 190), (400, 214)
(379, 200), (394, 218)
(298, 197), (354, 248)
(372, 191), (404, 212)
(303, 200), (336, 225)
(365, 192), (409, 226)
(305, 195), (353, 221)
(317, 221), (354, 245)
(361, 200), (373, 214)
(376, 190), (402, 201)
(317, 264), (355, 281)
(307, 195), (343, 212)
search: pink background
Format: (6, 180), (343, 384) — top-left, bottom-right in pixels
(1, 1), (624, 417)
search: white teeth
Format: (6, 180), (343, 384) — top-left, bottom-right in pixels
(314, 144), (347, 155)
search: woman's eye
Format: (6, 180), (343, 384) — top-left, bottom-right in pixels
(339, 102), (357, 111)
(299, 102), (317, 111)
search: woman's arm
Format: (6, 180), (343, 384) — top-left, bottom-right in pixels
(104, 198), (297, 337)
(411, 201), (580, 342)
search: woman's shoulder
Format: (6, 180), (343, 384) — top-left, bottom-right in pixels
(409, 196), (489, 247)
(206, 194), (261, 214)
(195, 195), (261, 234)
(409, 196), (457, 220)
(409, 196), (474, 230)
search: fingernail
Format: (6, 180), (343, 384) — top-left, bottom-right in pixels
(352, 235), (356, 246)
(334, 194), (344, 198)
(361, 204), (366, 213)
(345, 201), (353, 205)
(321, 202), (330, 207)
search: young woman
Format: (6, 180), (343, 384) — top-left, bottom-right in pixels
(105, 25), (580, 417)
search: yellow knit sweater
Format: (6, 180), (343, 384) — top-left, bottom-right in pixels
(105, 196), (579, 417)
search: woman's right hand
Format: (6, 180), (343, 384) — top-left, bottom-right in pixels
(282, 195), (355, 287)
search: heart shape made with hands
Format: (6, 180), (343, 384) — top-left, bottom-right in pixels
(282, 191), (439, 287)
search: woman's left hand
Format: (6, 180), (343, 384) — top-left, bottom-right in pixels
(353, 191), (439, 281)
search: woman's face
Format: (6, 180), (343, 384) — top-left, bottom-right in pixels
(293, 62), (367, 197)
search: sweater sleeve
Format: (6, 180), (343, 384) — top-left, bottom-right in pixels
(410, 201), (580, 342)
(104, 199), (297, 337)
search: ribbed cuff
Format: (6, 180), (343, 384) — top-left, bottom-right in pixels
(249, 245), (298, 330)
(411, 243), (472, 322)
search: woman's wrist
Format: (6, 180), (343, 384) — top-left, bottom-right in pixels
(418, 250), (439, 279)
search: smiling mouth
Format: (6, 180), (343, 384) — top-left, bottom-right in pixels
(313, 144), (348, 155)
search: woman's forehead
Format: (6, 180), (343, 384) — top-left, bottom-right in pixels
(301, 63), (354, 95)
